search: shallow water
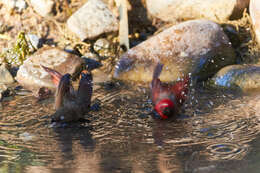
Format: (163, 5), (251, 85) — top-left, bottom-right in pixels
(1, 82), (260, 173)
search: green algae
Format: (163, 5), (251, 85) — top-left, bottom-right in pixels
(0, 32), (34, 66)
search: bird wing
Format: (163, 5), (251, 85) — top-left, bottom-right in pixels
(41, 65), (63, 87)
(171, 76), (189, 105)
(151, 63), (164, 104)
(55, 74), (75, 110)
(77, 70), (93, 107)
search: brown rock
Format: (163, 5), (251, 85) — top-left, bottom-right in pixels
(16, 47), (84, 96)
(114, 20), (236, 82)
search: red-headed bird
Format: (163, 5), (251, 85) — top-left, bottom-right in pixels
(151, 63), (190, 119)
(42, 66), (93, 123)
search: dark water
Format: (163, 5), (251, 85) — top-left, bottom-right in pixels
(1, 82), (260, 173)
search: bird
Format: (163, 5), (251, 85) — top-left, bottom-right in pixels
(151, 63), (190, 119)
(41, 65), (93, 123)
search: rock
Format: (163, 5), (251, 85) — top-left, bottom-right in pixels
(0, 64), (14, 84)
(1, 0), (27, 12)
(16, 47), (84, 97)
(146, 0), (249, 22)
(94, 38), (110, 52)
(211, 64), (260, 92)
(67, 0), (118, 40)
(114, 20), (236, 82)
(93, 38), (114, 57)
(250, 0), (260, 46)
(30, 0), (55, 17)
(26, 34), (42, 50)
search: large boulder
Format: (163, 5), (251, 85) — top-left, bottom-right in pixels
(146, 0), (249, 22)
(16, 47), (84, 96)
(211, 64), (260, 92)
(67, 0), (118, 40)
(114, 20), (236, 82)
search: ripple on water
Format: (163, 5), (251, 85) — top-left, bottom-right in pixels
(206, 142), (249, 160)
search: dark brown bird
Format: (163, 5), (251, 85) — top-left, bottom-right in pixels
(151, 63), (190, 119)
(42, 66), (93, 123)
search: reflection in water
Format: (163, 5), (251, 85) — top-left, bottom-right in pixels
(0, 82), (260, 172)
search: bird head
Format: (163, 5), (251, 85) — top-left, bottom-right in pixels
(154, 99), (175, 119)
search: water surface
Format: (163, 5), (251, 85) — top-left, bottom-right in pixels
(1, 82), (260, 173)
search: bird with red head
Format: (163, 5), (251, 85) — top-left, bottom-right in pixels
(151, 63), (190, 119)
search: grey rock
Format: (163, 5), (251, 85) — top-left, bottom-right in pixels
(67, 0), (118, 40)
(212, 64), (260, 92)
(30, 0), (55, 17)
(114, 20), (236, 82)
(16, 46), (84, 97)
(146, 0), (249, 22)
(0, 64), (14, 84)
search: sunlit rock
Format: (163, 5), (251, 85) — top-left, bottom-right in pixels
(146, 0), (249, 22)
(114, 20), (236, 82)
(211, 64), (260, 92)
(1, 0), (27, 12)
(30, 0), (55, 17)
(93, 38), (113, 57)
(26, 34), (42, 50)
(67, 0), (118, 40)
(250, 0), (260, 46)
(94, 38), (110, 52)
(16, 47), (84, 97)
(0, 64), (14, 84)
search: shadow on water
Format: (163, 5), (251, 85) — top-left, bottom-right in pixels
(1, 81), (260, 172)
